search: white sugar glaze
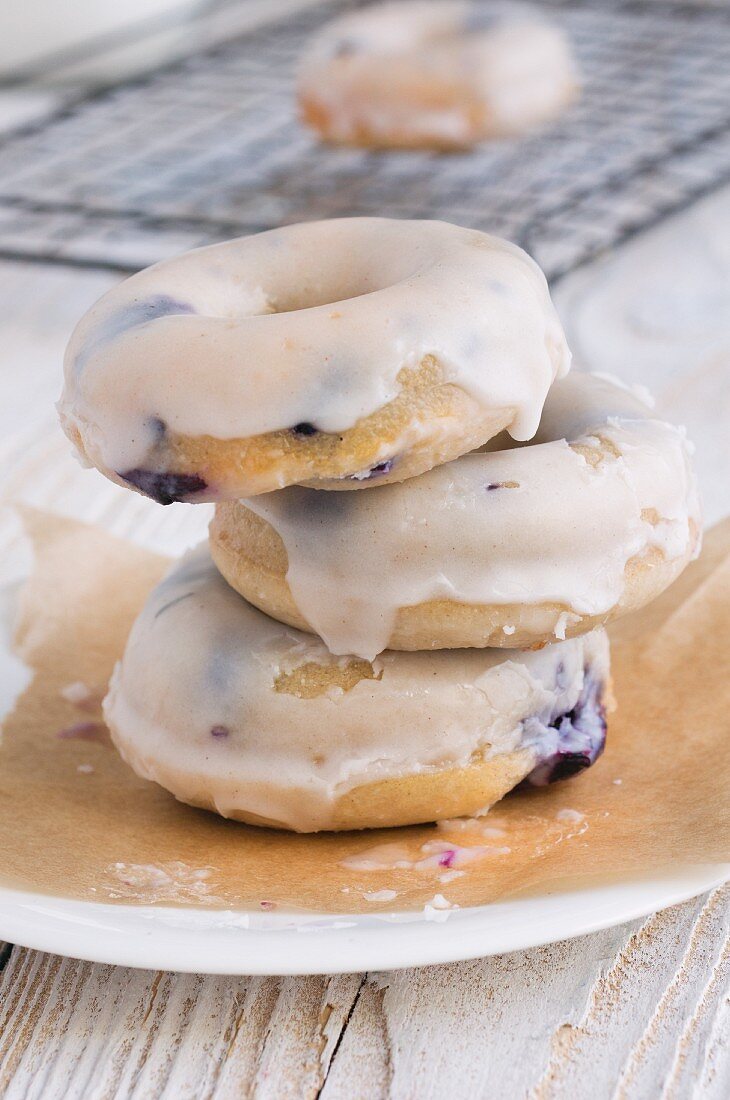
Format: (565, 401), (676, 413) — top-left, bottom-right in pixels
(299, 1), (576, 145)
(244, 373), (700, 659)
(59, 218), (570, 473)
(103, 547), (609, 832)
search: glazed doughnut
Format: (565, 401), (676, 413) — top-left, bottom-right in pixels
(210, 373), (701, 659)
(104, 546), (611, 832)
(59, 218), (570, 502)
(298, 1), (577, 150)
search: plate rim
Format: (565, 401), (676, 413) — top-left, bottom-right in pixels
(1, 558), (727, 975)
(0, 866), (727, 974)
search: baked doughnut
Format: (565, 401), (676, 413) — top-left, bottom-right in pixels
(59, 218), (570, 503)
(104, 546), (611, 832)
(298, 1), (577, 150)
(210, 373), (701, 659)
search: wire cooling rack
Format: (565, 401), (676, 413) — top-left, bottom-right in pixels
(0, 0), (728, 279)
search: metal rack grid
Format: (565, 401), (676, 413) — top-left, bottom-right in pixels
(0, 0), (728, 279)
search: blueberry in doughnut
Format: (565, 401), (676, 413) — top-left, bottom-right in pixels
(59, 218), (570, 502)
(210, 372), (701, 658)
(104, 546), (612, 832)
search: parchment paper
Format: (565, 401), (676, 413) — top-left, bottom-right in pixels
(0, 507), (727, 914)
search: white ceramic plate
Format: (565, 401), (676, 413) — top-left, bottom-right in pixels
(0, 868), (727, 974)
(1, 568), (726, 974)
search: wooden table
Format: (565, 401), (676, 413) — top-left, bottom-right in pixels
(0, 68), (728, 1100)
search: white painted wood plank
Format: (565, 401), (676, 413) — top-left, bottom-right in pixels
(693, 983), (730, 1100)
(319, 978), (391, 1099)
(0, 891), (727, 1098)
(321, 890), (729, 1100)
(616, 888), (730, 1098)
(530, 886), (730, 1099)
(0, 959), (363, 1100)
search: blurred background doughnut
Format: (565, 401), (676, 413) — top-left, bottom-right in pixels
(298, 1), (578, 150)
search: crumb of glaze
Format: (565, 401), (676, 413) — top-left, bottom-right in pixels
(503, 624), (516, 635)
(423, 907), (452, 923)
(340, 836), (506, 874)
(439, 869), (466, 884)
(424, 894), (458, 922)
(60, 681), (92, 705)
(104, 861), (219, 904)
(553, 611), (580, 640)
(556, 808), (585, 824)
(76, 763), (94, 775)
(363, 889), (398, 903)
(554, 612), (569, 640)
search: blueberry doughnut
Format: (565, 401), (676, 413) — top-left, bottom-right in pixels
(210, 373), (701, 659)
(59, 218), (570, 502)
(298, 1), (577, 150)
(104, 546), (611, 832)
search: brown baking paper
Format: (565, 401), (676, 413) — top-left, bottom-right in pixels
(0, 507), (728, 914)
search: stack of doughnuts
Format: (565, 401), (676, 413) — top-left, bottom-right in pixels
(59, 218), (700, 832)
(298, 1), (578, 150)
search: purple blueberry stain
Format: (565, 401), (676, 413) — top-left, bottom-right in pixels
(57, 721), (109, 745)
(554, 660), (569, 692)
(119, 469), (208, 505)
(521, 669), (607, 787)
(349, 458), (395, 482)
(75, 295), (196, 372)
(210, 724), (230, 740)
(147, 415), (167, 441)
(120, 294), (196, 328)
(438, 849), (456, 868)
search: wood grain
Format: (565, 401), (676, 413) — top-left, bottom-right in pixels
(0, 889), (726, 1098)
(0, 957), (363, 1100)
